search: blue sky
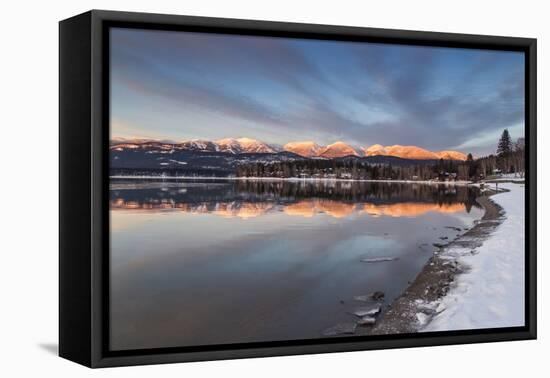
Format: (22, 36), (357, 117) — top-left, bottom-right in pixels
(110, 27), (525, 156)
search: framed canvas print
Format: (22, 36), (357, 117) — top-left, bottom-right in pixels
(59, 10), (536, 368)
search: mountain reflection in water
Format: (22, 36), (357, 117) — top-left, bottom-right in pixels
(110, 179), (479, 219)
(109, 179), (482, 350)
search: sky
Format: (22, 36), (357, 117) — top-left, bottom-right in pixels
(110, 27), (525, 156)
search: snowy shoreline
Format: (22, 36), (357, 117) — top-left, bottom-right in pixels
(369, 181), (525, 334)
(110, 175), (473, 186)
(422, 182), (525, 331)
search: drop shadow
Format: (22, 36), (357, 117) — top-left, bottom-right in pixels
(38, 343), (58, 356)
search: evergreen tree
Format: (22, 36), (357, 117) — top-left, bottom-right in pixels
(497, 129), (512, 156)
(466, 153), (476, 179)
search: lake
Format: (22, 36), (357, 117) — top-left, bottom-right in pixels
(109, 179), (483, 350)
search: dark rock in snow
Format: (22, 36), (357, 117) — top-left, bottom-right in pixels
(371, 291), (385, 300)
(353, 291), (385, 302)
(351, 305), (381, 317)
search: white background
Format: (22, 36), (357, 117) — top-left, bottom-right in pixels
(1, 0), (547, 376)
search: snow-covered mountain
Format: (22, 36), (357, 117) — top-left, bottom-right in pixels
(214, 138), (243, 154)
(110, 141), (176, 152)
(111, 137), (281, 154)
(283, 141), (323, 157)
(386, 145), (439, 160)
(215, 137), (280, 154)
(435, 150), (468, 161)
(110, 138), (467, 161)
(362, 144), (467, 161)
(318, 141), (360, 158)
(180, 139), (219, 152)
(362, 144), (387, 156)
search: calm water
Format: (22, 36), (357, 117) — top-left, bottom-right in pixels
(109, 179), (482, 350)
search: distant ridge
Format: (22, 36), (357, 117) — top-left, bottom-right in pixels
(111, 138), (467, 161)
(215, 137), (281, 154)
(283, 141), (322, 157)
(362, 144), (467, 161)
(318, 141), (360, 158)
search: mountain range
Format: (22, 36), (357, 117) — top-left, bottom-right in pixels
(111, 137), (467, 161)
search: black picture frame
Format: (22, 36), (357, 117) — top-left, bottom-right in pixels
(59, 9), (537, 368)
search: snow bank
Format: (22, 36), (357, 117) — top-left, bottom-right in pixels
(489, 172), (525, 182)
(423, 182), (525, 331)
